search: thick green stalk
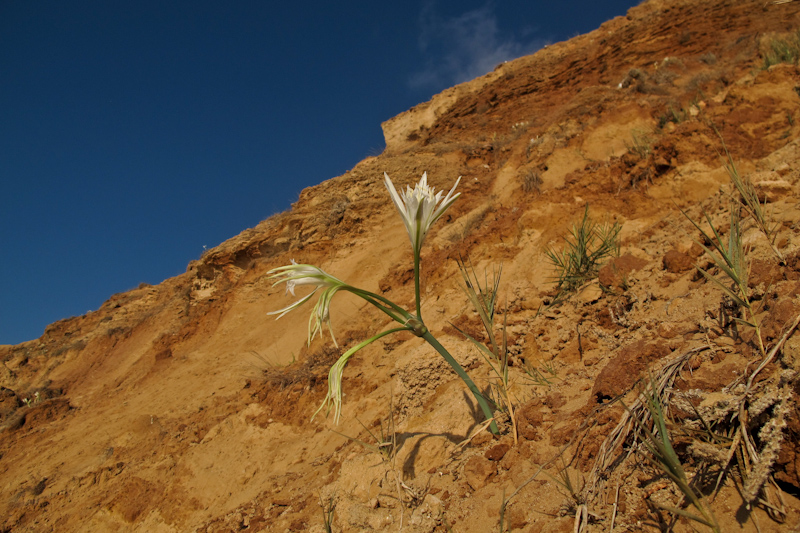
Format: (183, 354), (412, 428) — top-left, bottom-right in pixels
(422, 330), (499, 434)
(414, 251), (422, 320)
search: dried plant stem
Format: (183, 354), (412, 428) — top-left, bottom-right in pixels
(458, 417), (498, 449)
(715, 427), (742, 495)
(589, 347), (701, 487)
(574, 504), (588, 533)
(720, 311), (800, 515)
(745, 311), (800, 392)
(627, 374), (720, 531)
(499, 463), (547, 517)
(610, 484), (620, 533)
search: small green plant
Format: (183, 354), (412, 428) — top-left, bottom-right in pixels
(332, 414), (397, 462)
(657, 105), (687, 129)
(491, 132), (509, 159)
(626, 375), (720, 532)
(550, 457), (589, 532)
(681, 199), (766, 357)
(454, 258), (517, 443)
(625, 129), (654, 158)
(319, 493), (336, 533)
(762, 29), (800, 69)
(497, 489), (509, 532)
(700, 52), (717, 65)
(545, 455), (585, 513)
(21, 392), (40, 407)
(523, 358), (558, 387)
(721, 146), (784, 262)
(332, 398), (425, 528)
(448, 205), (491, 243)
(545, 205), (621, 295)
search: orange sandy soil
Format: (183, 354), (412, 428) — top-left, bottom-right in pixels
(3, 0), (800, 531)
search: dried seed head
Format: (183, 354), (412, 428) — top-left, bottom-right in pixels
(742, 385), (791, 503)
(688, 441), (729, 464)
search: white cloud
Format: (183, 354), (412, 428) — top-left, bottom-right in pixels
(409, 2), (545, 91)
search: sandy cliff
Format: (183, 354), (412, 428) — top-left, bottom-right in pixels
(3, 0), (800, 531)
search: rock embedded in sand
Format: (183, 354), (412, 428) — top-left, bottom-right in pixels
(663, 248), (695, 273)
(463, 455), (495, 490)
(598, 253), (649, 290)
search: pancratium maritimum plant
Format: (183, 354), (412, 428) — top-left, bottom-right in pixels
(268, 172), (498, 433)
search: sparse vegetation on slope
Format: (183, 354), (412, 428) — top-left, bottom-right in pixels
(545, 205), (621, 297)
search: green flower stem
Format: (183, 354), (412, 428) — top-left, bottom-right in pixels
(314, 326), (411, 422)
(346, 287), (414, 325)
(421, 330), (499, 434)
(414, 251), (422, 320)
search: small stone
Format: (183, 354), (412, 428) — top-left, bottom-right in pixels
(714, 336), (735, 347)
(485, 443), (511, 461)
(755, 179), (793, 202)
(577, 282), (603, 303)
(773, 162), (791, 177)
(583, 355), (600, 367)
(471, 431), (493, 447)
(657, 321), (694, 339)
(687, 242), (704, 258)
(463, 455), (495, 490)
(663, 249), (694, 273)
(751, 171), (793, 202)
(654, 156), (671, 172)
(598, 253), (648, 290)
(544, 391), (566, 410)
(521, 297), (543, 311)
(508, 507), (528, 530)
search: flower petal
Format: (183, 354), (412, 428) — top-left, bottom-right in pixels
(383, 172), (461, 254)
(267, 290), (317, 320)
(267, 261), (349, 346)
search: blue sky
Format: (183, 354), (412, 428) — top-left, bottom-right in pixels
(1, 1), (639, 344)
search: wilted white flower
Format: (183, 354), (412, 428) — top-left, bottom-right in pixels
(313, 344), (355, 424)
(313, 327), (404, 424)
(267, 260), (347, 346)
(384, 172), (461, 255)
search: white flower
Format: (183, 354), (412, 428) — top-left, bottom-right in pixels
(313, 345), (355, 424)
(384, 172), (461, 255)
(312, 327), (404, 424)
(267, 261), (347, 346)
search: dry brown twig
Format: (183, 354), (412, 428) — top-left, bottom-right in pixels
(745, 311), (800, 392)
(588, 347), (702, 489)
